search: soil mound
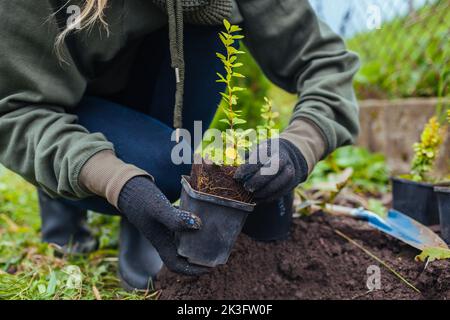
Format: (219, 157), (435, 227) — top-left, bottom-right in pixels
(158, 212), (450, 300)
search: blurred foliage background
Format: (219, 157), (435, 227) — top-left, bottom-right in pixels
(348, 0), (449, 99)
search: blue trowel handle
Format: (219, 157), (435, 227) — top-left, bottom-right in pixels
(325, 204), (373, 220)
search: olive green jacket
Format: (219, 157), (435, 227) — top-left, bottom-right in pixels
(0, 0), (359, 201)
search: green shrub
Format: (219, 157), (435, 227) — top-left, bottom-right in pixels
(348, 0), (449, 99)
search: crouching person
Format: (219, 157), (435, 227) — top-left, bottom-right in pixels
(0, 0), (359, 290)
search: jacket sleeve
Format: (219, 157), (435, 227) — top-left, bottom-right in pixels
(0, 1), (114, 199)
(237, 0), (361, 156)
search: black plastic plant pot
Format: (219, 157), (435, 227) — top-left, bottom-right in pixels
(391, 177), (440, 225)
(177, 176), (255, 268)
(242, 192), (294, 242)
(435, 187), (450, 244)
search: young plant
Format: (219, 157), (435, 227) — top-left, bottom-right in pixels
(410, 116), (444, 181)
(203, 19), (252, 166)
(257, 97), (279, 141)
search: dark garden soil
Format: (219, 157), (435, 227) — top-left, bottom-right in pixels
(158, 212), (450, 300)
(190, 162), (253, 203)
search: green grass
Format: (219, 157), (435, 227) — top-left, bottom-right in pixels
(348, 0), (450, 99)
(0, 166), (154, 300)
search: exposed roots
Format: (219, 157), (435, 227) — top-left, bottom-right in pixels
(190, 161), (253, 203)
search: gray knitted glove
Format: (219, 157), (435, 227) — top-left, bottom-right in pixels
(234, 138), (309, 202)
(118, 176), (208, 276)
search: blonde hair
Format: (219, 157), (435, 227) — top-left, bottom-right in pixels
(55, 0), (109, 58)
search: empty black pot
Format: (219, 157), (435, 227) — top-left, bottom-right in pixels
(177, 176), (255, 267)
(242, 192), (294, 242)
(435, 187), (450, 244)
(391, 177), (439, 225)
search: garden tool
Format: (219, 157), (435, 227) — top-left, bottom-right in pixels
(325, 204), (448, 251)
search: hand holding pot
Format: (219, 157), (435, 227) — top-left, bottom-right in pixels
(234, 138), (308, 202)
(118, 176), (208, 276)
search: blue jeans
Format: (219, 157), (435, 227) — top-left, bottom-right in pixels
(64, 25), (224, 215)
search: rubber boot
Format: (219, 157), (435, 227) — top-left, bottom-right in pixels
(118, 217), (163, 291)
(38, 190), (98, 255)
(242, 192), (294, 242)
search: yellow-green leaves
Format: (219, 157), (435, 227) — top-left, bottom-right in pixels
(410, 116), (444, 181)
(203, 19), (251, 166)
(223, 19), (242, 34)
(415, 247), (450, 262)
(230, 25), (242, 33)
(223, 19), (231, 32)
(216, 53), (226, 61)
(216, 19), (246, 129)
(367, 198), (388, 218)
(206, 20), (280, 166)
(257, 97), (279, 140)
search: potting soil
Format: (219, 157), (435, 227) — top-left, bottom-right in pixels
(158, 212), (450, 299)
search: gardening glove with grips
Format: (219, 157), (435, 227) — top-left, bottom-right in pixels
(118, 176), (208, 276)
(234, 138), (308, 202)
